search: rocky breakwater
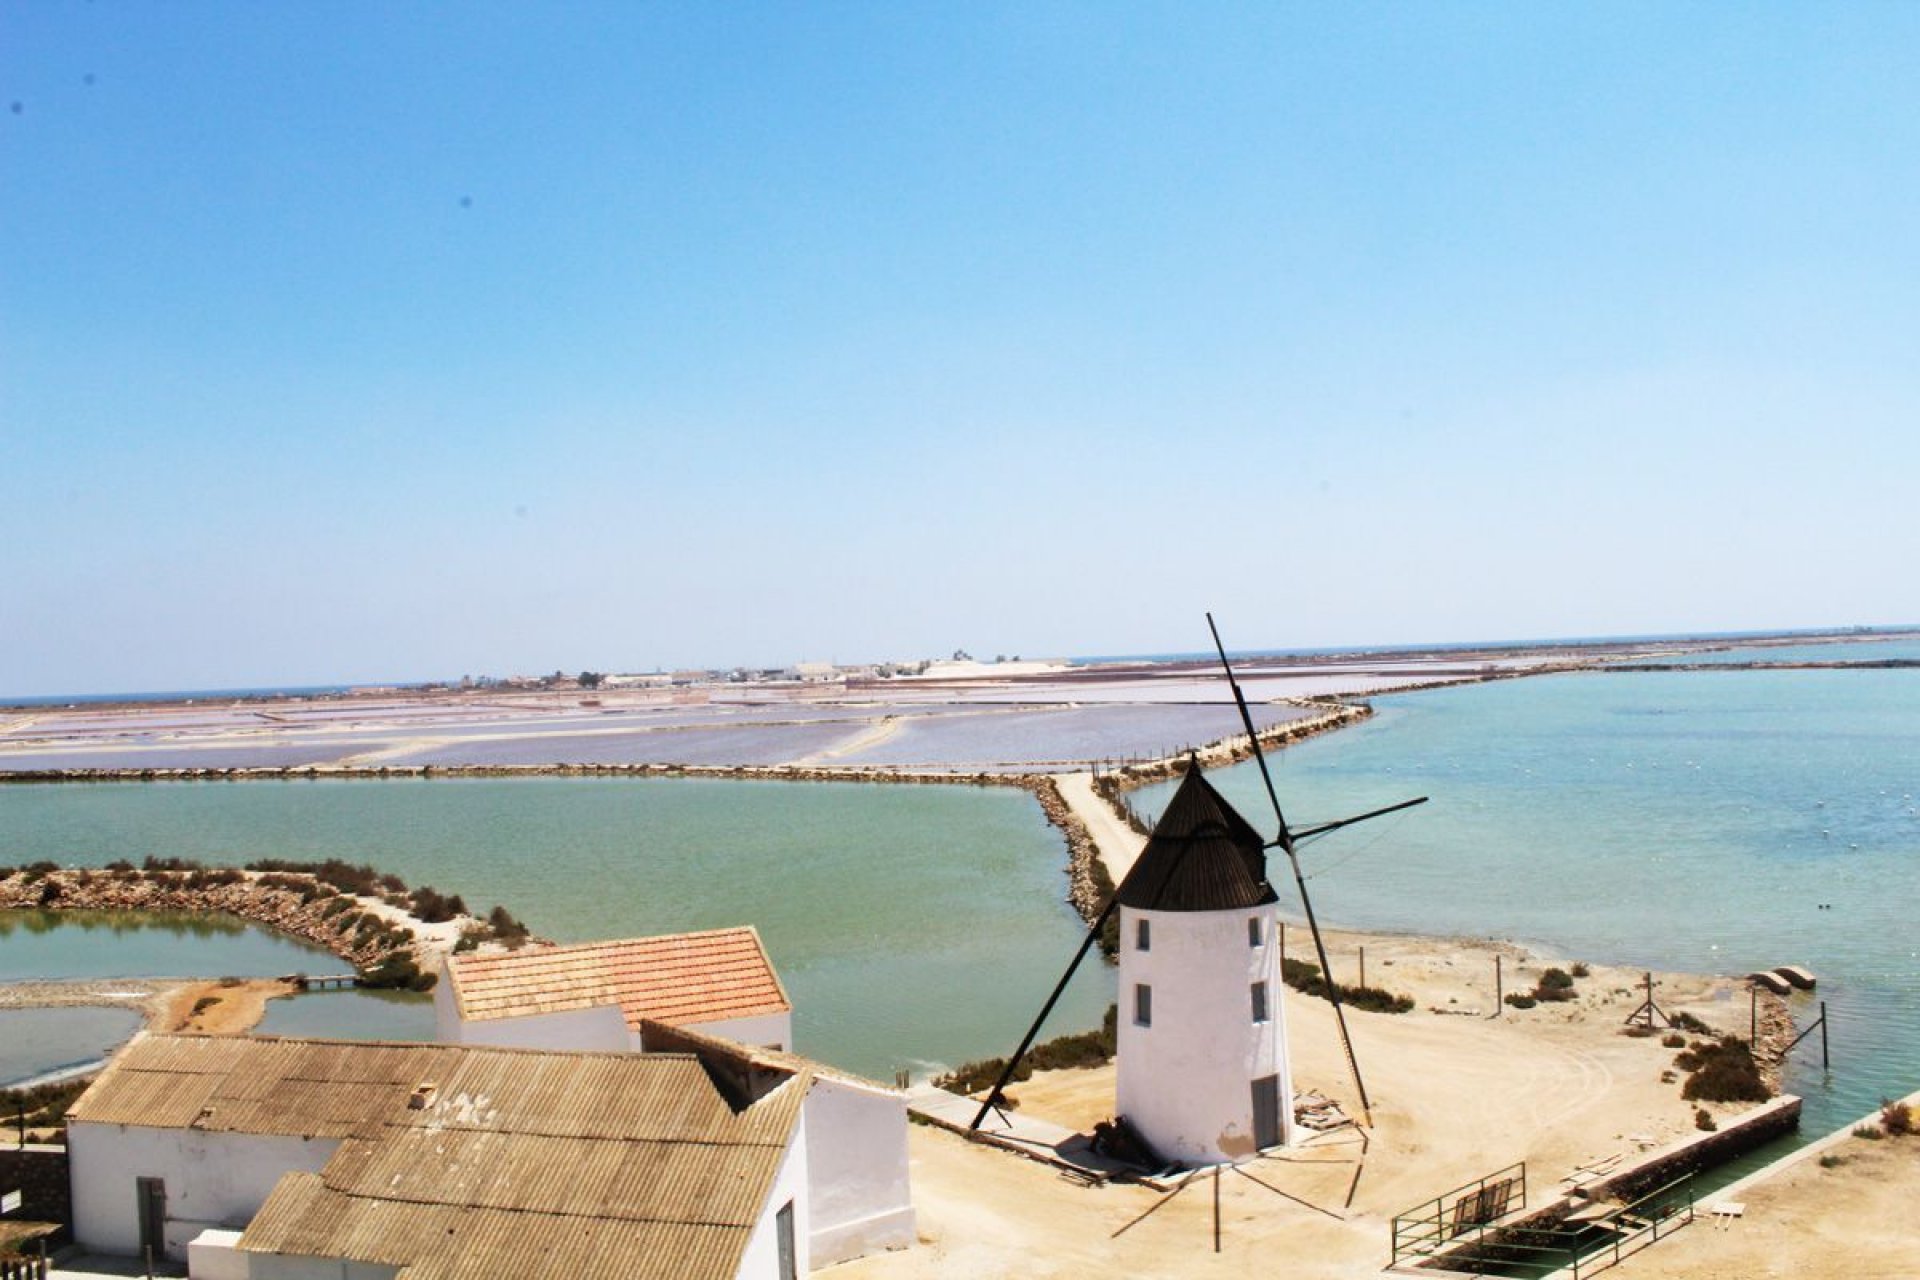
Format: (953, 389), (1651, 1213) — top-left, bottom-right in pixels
(1029, 776), (1113, 930)
(0, 862), (527, 989)
(1090, 698), (1372, 792)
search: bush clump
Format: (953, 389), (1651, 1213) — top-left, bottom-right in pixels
(1679, 1036), (1770, 1103)
(357, 952), (435, 992)
(934, 1006), (1118, 1094)
(1882, 1099), (1914, 1137)
(486, 905), (531, 947)
(1505, 993), (1538, 1010)
(408, 885), (469, 924)
(1694, 1107), (1717, 1132)
(1283, 958), (1414, 1014)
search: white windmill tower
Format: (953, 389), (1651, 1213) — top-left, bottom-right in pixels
(1114, 763), (1292, 1161)
(967, 615), (1424, 1171)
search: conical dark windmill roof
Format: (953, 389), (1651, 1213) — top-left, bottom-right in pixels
(1115, 763), (1279, 912)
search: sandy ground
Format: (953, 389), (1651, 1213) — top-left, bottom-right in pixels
(1606, 1094), (1920, 1280)
(832, 932), (1762, 1279)
(153, 977), (299, 1035)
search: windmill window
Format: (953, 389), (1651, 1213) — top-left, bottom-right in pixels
(1251, 981), (1270, 1023)
(1137, 918), (1150, 951)
(1134, 983), (1152, 1027)
(1248, 917), (1261, 947)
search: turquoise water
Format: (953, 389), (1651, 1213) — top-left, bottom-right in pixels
(1132, 668), (1920, 1140)
(0, 778), (1112, 1078)
(0, 909), (351, 980)
(1633, 636), (1920, 664)
(255, 988), (436, 1041)
(0, 1006), (144, 1086)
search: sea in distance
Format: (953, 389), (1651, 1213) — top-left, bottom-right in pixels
(1131, 662), (1920, 1141)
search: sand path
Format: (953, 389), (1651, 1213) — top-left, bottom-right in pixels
(851, 938), (1760, 1279)
(1052, 772), (1146, 882)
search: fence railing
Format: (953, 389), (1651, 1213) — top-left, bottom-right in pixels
(1393, 1169), (1697, 1278)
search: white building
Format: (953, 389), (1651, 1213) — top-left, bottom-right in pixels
(643, 1022), (916, 1267)
(67, 1033), (814, 1279)
(1114, 763), (1294, 1165)
(436, 926), (794, 1053)
(435, 927), (912, 1266)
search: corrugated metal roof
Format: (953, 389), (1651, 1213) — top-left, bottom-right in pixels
(448, 926), (791, 1029)
(1114, 763), (1280, 912)
(71, 1034), (811, 1280)
(244, 1175), (759, 1280)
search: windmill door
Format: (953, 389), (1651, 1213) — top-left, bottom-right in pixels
(1251, 1075), (1281, 1149)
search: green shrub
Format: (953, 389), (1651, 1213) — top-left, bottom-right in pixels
(357, 953), (435, 992)
(1853, 1124), (1885, 1141)
(1694, 1107), (1717, 1132)
(1881, 1099), (1914, 1137)
(934, 1005), (1118, 1094)
(1662, 1033), (1687, 1048)
(1504, 993), (1537, 1009)
(1570, 962), (1590, 978)
(1680, 1037), (1770, 1104)
(1670, 1010), (1712, 1035)
(1282, 958), (1414, 1014)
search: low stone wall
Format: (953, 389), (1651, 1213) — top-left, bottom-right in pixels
(1420, 1095), (1802, 1272)
(0, 1147), (70, 1236)
(1591, 1094), (1802, 1203)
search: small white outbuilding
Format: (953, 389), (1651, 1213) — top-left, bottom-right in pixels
(435, 926), (912, 1266)
(66, 1033), (814, 1279)
(1114, 763), (1294, 1165)
(436, 926), (794, 1052)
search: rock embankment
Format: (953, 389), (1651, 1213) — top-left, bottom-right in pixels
(1088, 699), (1372, 792)
(1029, 777), (1110, 927)
(0, 866), (459, 979)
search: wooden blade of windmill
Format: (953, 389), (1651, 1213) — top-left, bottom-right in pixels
(1205, 612), (1376, 1128)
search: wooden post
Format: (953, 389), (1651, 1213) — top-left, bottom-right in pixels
(1750, 985), (1758, 1045)
(1359, 945), (1367, 991)
(1213, 1165), (1222, 1253)
(1820, 1001), (1829, 1071)
(1495, 955), (1503, 1017)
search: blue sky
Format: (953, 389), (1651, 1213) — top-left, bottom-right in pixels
(4, 4), (1916, 694)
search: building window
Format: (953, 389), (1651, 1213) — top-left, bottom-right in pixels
(1134, 983), (1152, 1027)
(1136, 918), (1150, 951)
(1251, 981), (1269, 1023)
(1248, 917), (1261, 947)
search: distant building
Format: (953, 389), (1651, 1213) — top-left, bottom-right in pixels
(436, 927), (794, 1052)
(792, 663), (842, 684)
(67, 1034), (815, 1278)
(602, 672), (675, 689)
(1114, 764), (1294, 1163)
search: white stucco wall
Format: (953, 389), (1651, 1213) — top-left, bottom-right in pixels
(186, 1228), (246, 1280)
(441, 1001), (632, 1052)
(800, 1078), (914, 1266)
(69, 1123), (341, 1261)
(733, 1095), (810, 1280)
(642, 1010), (793, 1054)
(1114, 902), (1292, 1165)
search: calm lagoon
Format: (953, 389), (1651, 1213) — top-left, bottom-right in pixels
(1, 779), (1112, 1078)
(1132, 667), (1920, 1139)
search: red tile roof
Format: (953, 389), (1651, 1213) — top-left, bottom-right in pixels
(448, 927), (791, 1030)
